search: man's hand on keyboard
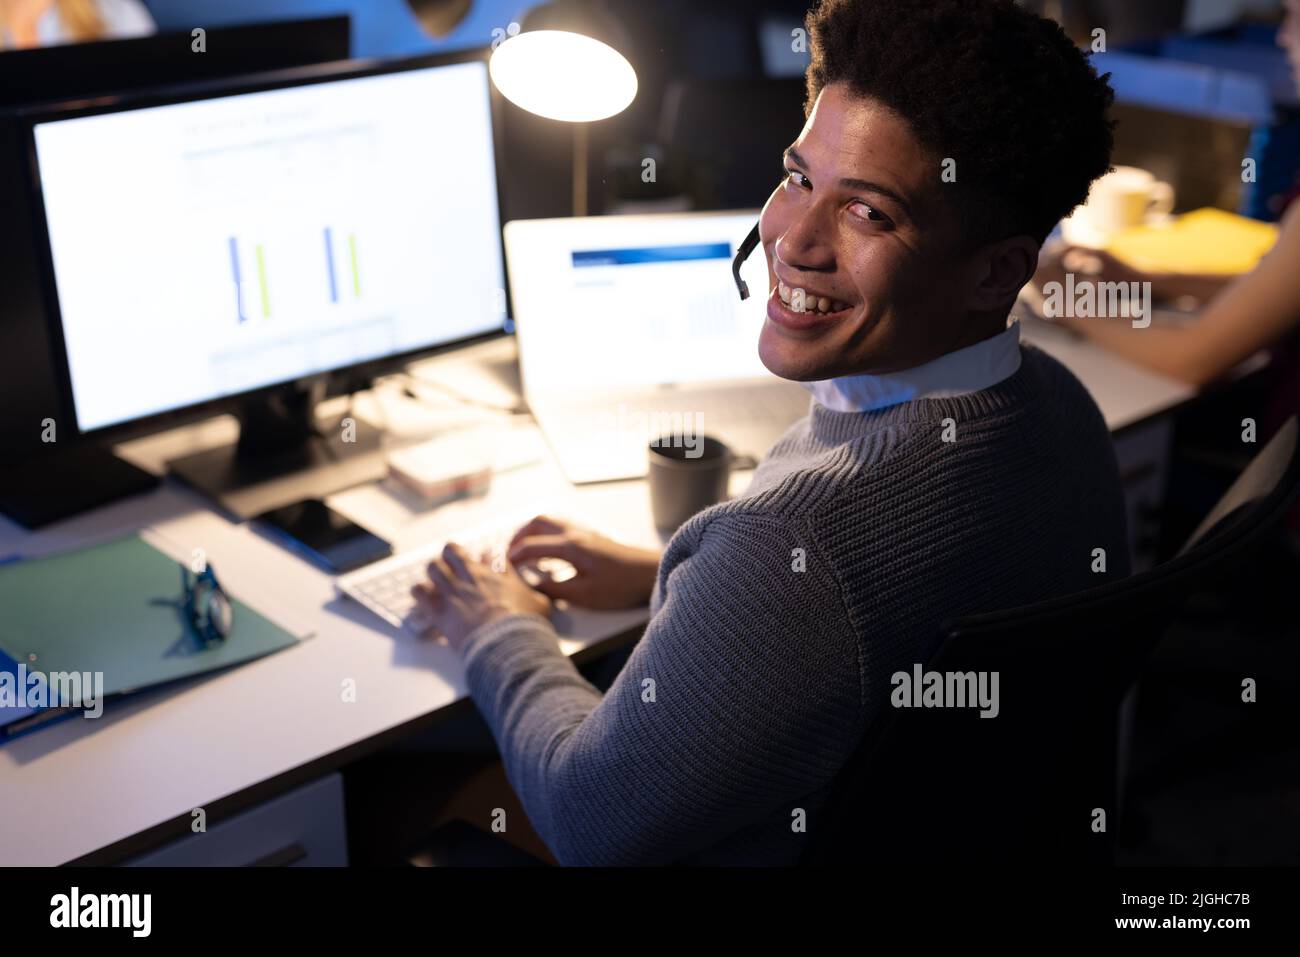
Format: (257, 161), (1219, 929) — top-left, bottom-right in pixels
(506, 515), (661, 611)
(411, 542), (553, 652)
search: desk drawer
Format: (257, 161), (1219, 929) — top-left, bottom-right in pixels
(123, 773), (347, 867)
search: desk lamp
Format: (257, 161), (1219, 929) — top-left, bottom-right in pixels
(488, 1), (637, 216)
(407, 3), (755, 281)
(405, 0), (636, 216)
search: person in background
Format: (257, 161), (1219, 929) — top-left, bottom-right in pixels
(1034, 0), (1300, 552)
(0, 0), (153, 50)
(1033, 0), (1300, 393)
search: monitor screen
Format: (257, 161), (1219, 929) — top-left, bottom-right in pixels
(31, 59), (506, 433)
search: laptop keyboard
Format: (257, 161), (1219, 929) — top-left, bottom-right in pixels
(689, 387), (809, 436)
(541, 384), (810, 482)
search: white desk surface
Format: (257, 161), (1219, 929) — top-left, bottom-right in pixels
(1017, 313), (1196, 433)
(0, 328), (1195, 865)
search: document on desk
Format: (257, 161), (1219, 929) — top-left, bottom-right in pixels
(0, 534), (307, 743)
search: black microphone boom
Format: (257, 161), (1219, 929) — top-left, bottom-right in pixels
(732, 221), (761, 300)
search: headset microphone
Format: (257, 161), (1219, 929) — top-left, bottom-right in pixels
(731, 221), (761, 300)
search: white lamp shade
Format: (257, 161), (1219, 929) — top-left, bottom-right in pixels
(489, 30), (637, 122)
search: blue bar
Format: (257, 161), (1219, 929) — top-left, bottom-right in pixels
(229, 236), (246, 324)
(324, 227), (338, 304)
(571, 242), (732, 268)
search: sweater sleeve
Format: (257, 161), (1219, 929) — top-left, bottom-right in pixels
(460, 510), (865, 865)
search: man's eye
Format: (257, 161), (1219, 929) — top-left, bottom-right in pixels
(785, 170), (810, 189)
(849, 200), (889, 224)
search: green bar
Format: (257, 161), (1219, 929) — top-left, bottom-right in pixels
(255, 243), (271, 318)
(348, 234), (360, 297)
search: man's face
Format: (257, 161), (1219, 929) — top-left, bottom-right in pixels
(1281, 0), (1300, 93)
(757, 84), (992, 381)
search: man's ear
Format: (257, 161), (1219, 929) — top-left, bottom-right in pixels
(968, 235), (1039, 313)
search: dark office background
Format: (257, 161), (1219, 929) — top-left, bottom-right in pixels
(139, 0), (1285, 60)
(134, 0), (1300, 221)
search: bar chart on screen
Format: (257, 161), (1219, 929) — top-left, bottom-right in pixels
(32, 62), (506, 430)
(322, 226), (365, 305)
(227, 225), (366, 326)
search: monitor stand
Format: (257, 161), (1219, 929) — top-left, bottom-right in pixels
(167, 380), (386, 521)
(0, 444), (161, 529)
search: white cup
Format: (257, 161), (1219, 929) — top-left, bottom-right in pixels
(1085, 166), (1174, 235)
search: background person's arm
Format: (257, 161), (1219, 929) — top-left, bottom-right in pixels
(1036, 246), (1237, 307)
(1042, 205), (1300, 386)
(1145, 270), (1237, 305)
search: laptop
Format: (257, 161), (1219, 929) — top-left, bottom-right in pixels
(504, 211), (810, 484)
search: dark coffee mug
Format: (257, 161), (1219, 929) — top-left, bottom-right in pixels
(647, 435), (732, 533)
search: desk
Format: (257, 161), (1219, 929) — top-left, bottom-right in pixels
(1017, 313), (1195, 433)
(0, 328), (1196, 865)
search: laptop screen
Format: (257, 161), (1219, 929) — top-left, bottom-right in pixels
(505, 212), (775, 395)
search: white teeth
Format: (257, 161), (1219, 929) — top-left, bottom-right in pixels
(776, 282), (847, 314)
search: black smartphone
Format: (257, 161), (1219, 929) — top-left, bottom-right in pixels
(254, 499), (392, 574)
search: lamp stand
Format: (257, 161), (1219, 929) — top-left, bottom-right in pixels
(572, 122), (588, 217)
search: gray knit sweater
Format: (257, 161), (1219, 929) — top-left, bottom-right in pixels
(461, 345), (1130, 865)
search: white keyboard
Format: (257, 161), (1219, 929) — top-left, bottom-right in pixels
(336, 513), (575, 636)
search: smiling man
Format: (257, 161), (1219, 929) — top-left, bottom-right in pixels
(413, 0), (1128, 865)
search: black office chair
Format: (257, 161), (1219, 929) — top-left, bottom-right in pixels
(407, 819), (547, 867)
(802, 417), (1300, 866)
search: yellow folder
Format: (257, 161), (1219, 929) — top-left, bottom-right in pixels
(1105, 207), (1280, 275)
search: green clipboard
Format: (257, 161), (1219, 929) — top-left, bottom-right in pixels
(0, 534), (306, 739)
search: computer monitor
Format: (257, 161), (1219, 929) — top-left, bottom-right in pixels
(0, 17), (354, 528)
(21, 52), (508, 518)
(0, 17), (352, 109)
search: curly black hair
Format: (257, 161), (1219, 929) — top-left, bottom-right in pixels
(805, 0), (1115, 245)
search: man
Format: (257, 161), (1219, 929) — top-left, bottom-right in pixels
(413, 0), (1128, 865)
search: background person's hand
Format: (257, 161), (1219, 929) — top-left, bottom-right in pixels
(507, 515), (661, 610)
(412, 542), (552, 653)
(1033, 244), (1146, 293)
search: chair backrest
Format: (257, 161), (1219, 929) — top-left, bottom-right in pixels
(802, 417), (1300, 865)
(1178, 417), (1298, 556)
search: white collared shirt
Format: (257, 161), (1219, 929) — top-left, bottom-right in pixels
(801, 321), (1023, 412)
